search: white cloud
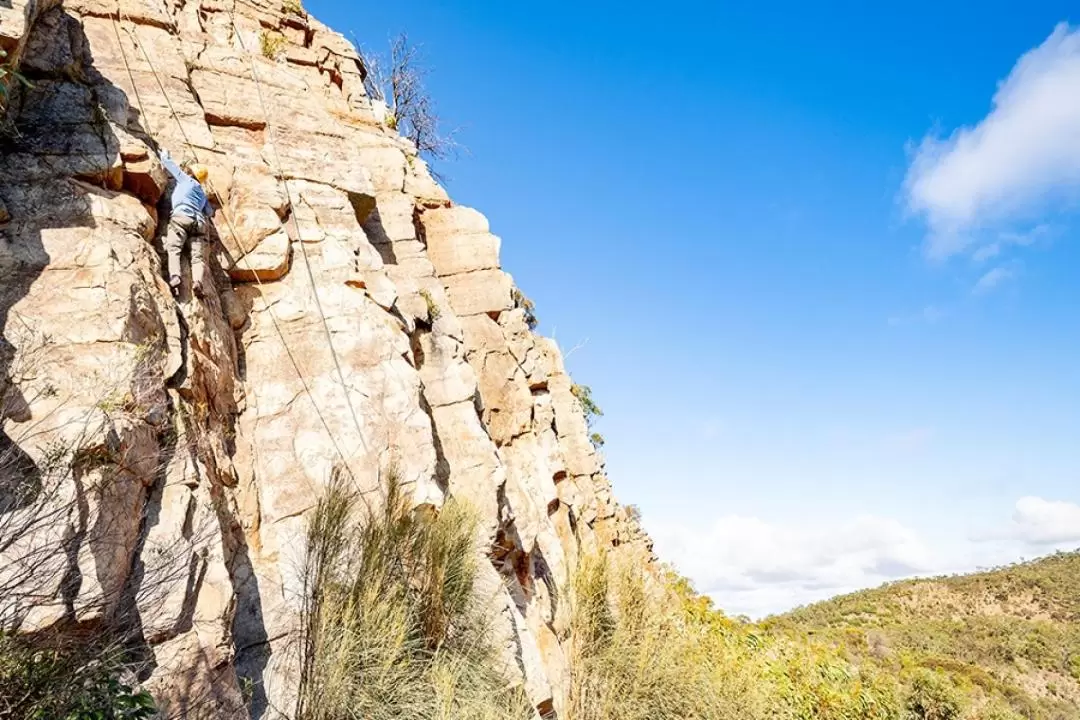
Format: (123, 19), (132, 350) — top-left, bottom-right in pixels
(652, 496), (1080, 619)
(905, 23), (1080, 258)
(1011, 496), (1080, 545)
(651, 514), (937, 618)
(971, 266), (1015, 295)
(972, 224), (1051, 262)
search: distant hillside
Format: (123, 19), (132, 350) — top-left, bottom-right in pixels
(764, 551), (1080, 719)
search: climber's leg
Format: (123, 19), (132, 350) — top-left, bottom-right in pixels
(190, 217), (209, 298)
(164, 214), (193, 294)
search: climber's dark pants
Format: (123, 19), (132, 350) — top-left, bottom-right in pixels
(165, 212), (208, 289)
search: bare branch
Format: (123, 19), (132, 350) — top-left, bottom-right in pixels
(357, 33), (462, 172)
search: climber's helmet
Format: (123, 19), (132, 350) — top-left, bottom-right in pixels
(190, 164), (210, 184)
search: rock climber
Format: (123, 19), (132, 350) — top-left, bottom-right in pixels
(159, 148), (212, 298)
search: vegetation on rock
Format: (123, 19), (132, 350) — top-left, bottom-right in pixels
(0, 48), (32, 113)
(0, 635), (156, 720)
(419, 288), (441, 321)
(512, 288), (539, 330)
(259, 30), (287, 60)
(571, 384), (603, 425)
(358, 33), (461, 166)
(294, 469), (534, 720)
(0, 421), (158, 719)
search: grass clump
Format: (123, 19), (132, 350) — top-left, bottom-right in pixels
(295, 469), (533, 720)
(259, 30), (287, 60)
(419, 288), (441, 322)
(568, 553), (743, 720)
(282, 0), (304, 15)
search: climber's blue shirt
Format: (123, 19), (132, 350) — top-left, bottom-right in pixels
(160, 152), (211, 220)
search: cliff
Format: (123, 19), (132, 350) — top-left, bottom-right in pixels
(0, 1), (651, 717)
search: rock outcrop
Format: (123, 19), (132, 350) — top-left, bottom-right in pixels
(0, 0), (652, 717)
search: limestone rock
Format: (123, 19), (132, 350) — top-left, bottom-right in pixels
(442, 268), (515, 317)
(424, 206), (503, 276)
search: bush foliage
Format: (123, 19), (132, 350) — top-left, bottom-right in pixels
(0, 631), (155, 719)
(567, 550), (1080, 720)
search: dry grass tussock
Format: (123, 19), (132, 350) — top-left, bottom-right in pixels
(568, 552), (752, 720)
(294, 469), (533, 720)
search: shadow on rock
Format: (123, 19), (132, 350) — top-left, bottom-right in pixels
(0, 6), (262, 719)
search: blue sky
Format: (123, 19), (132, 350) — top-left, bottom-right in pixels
(308, 0), (1080, 616)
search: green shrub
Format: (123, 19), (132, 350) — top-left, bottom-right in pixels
(977, 702), (1026, 720)
(768, 644), (901, 720)
(567, 552), (911, 720)
(282, 0), (304, 14)
(511, 288), (539, 330)
(565, 551), (1080, 720)
(570, 384), (603, 424)
(419, 288), (440, 321)
(259, 30), (287, 60)
(905, 669), (963, 720)
(295, 469), (533, 720)
(0, 635), (155, 719)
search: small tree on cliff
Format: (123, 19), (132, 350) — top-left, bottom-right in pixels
(358, 33), (461, 168)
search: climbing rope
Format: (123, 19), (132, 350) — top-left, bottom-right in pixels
(112, 8), (369, 493)
(224, 6), (371, 457)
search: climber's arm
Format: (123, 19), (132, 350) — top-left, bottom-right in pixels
(159, 149), (183, 180)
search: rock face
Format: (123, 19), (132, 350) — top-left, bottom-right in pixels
(0, 0), (652, 717)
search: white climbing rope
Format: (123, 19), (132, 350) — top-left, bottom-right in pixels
(223, 6), (371, 458)
(112, 6), (369, 494)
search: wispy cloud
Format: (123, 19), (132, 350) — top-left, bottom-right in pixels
(971, 266), (1015, 295)
(972, 224), (1052, 262)
(904, 23), (1080, 259)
